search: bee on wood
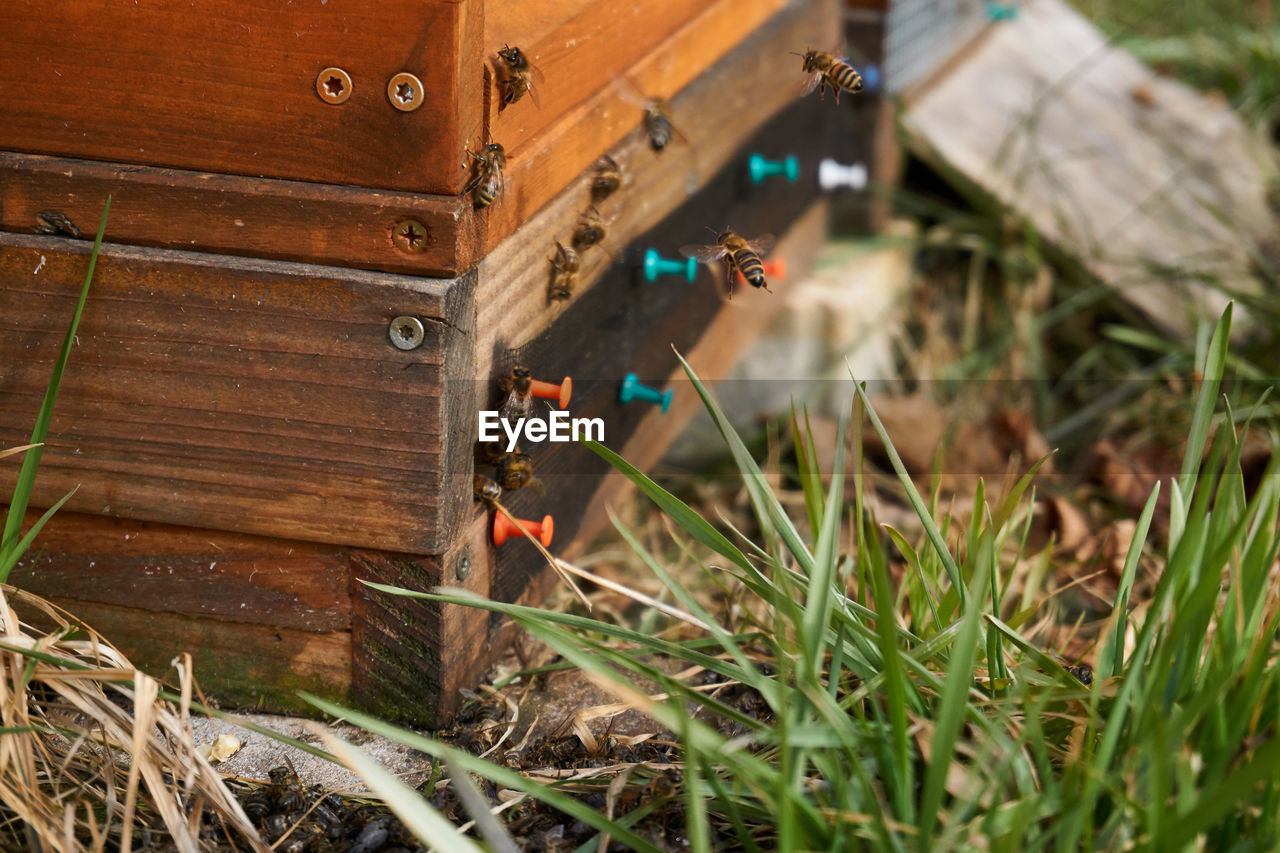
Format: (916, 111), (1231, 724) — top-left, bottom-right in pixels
(465, 142), (506, 209)
(495, 44), (544, 110)
(495, 446), (538, 492)
(571, 207), (608, 252)
(32, 211), (81, 237)
(498, 365), (532, 421)
(547, 240), (580, 302)
(795, 45), (864, 102)
(474, 474), (503, 505)
(681, 230), (776, 295)
(590, 154), (622, 203)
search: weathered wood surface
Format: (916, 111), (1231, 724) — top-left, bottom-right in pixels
(8, 511), (351, 632)
(0, 0), (483, 195)
(0, 235), (474, 553)
(0, 153), (475, 278)
(475, 0), (839, 377)
(481, 0), (798, 224)
(901, 0), (1278, 335)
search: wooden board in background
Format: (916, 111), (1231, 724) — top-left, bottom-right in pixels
(901, 0), (1277, 335)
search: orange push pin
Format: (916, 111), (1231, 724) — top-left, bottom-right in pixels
(735, 257), (786, 288)
(528, 375), (573, 409)
(493, 512), (554, 547)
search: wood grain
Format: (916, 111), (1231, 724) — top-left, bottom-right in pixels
(0, 152), (476, 278)
(0, 0), (481, 195)
(0, 234), (471, 553)
(7, 510), (351, 632)
(474, 0), (839, 378)
(13, 595), (352, 715)
(901, 0), (1277, 336)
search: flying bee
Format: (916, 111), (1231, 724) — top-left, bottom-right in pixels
(474, 474), (503, 505)
(547, 240), (580, 302)
(590, 154), (622, 203)
(464, 142), (506, 209)
(498, 365), (533, 421)
(571, 207), (608, 251)
(794, 45), (864, 102)
(495, 44), (544, 110)
(681, 230), (776, 295)
(643, 99), (687, 151)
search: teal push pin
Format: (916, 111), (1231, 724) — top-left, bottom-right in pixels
(619, 373), (673, 413)
(985, 1), (1017, 20)
(643, 248), (697, 283)
(748, 153), (799, 184)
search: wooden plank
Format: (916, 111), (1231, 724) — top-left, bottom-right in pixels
(7, 511), (350, 632)
(11, 595), (352, 715)
(0, 0), (481, 195)
(474, 0), (840, 376)
(478, 0), (833, 259)
(483, 0), (793, 160)
(0, 153), (476, 278)
(0, 235), (472, 553)
(901, 0), (1277, 335)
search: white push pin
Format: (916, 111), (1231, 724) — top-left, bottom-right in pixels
(818, 159), (868, 191)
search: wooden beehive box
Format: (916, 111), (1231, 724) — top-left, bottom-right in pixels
(0, 0), (875, 724)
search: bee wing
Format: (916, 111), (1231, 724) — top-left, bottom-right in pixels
(800, 70), (825, 96)
(611, 75), (649, 108)
(745, 234), (776, 255)
(525, 80), (541, 109)
(679, 243), (727, 263)
(500, 389), (531, 420)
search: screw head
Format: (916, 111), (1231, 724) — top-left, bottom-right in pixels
(391, 219), (429, 253)
(388, 72), (425, 112)
(316, 67), (353, 105)
(389, 316), (425, 351)
(455, 552), (472, 581)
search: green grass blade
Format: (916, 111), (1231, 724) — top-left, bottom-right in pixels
(583, 438), (753, 573)
(1179, 303), (1231, 497)
(1, 197), (110, 581)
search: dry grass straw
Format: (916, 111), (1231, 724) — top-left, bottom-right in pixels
(0, 583), (266, 852)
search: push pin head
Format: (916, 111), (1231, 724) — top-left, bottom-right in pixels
(528, 375), (572, 409)
(985, 2), (1018, 20)
(493, 512), (554, 547)
(735, 257), (787, 288)
(619, 373), (673, 413)
(860, 62), (883, 94)
(818, 159), (868, 192)
(748, 154), (799, 185)
(643, 248), (698, 283)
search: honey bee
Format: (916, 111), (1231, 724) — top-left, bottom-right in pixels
(681, 230), (776, 294)
(795, 46), (864, 102)
(495, 447), (538, 492)
(571, 207), (608, 251)
(498, 365), (533, 421)
(643, 99), (686, 151)
(590, 154), (622, 203)
(473, 474), (503, 504)
(33, 211), (81, 238)
(547, 240), (580, 302)
(495, 45), (544, 110)
(465, 142), (506, 209)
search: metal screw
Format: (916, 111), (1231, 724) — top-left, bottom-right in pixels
(389, 316), (425, 351)
(387, 72), (425, 112)
(391, 219), (429, 253)
(454, 552), (472, 581)
(316, 67), (353, 105)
